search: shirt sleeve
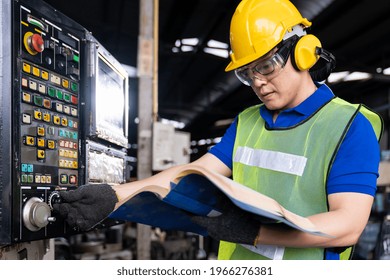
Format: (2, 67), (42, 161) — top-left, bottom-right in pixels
(208, 117), (237, 170)
(327, 112), (380, 196)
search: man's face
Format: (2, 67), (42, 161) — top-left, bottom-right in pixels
(249, 56), (310, 112)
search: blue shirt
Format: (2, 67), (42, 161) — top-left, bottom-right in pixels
(209, 83), (380, 197)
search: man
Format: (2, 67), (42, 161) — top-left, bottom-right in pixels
(54, 0), (382, 260)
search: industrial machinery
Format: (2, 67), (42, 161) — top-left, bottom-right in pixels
(0, 0), (130, 248)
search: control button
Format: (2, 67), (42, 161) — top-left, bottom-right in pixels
(71, 95), (78, 105)
(61, 117), (68, 127)
(27, 164), (34, 172)
(70, 82), (78, 92)
(47, 126), (55, 135)
(34, 109), (42, 120)
(72, 161), (78, 169)
(23, 32), (44, 55)
(23, 135), (36, 146)
(21, 174), (28, 183)
(43, 98), (51, 109)
(69, 175), (77, 184)
(33, 95), (43, 106)
(62, 79), (69, 89)
(37, 149), (45, 159)
(21, 164), (28, 172)
(56, 89), (63, 100)
(29, 80), (37, 91)
(22, 113), (31, 124)
(40, 175), (46, 184)
(37, 126), (45, 137)
(32, 67), (40, 77)
(55, 103), (63, 113)
(41, 70), (49, 80)
(22, 92), (32, 103)
(21, 78), (28, 88)
(46, 176), (52, 184)
(47, 140), (56, 149)
(50, 74), (61, 85)
(63, 105), (70, 115)
(47, 87), (56, 97)
(60, 174), (68, 184)
(71, 107), (78, 117)
(53, 115), (61, 125)
(23, 62), (31, 73)
(27, 174), (34, 183)
(35, 175), (41, 183)
(63, 93), (71, 103)
(43, 112), (51, 123)
(37, 138), (45, 148)
(38, 84), (46, 94)
(28, 33), (44, 53)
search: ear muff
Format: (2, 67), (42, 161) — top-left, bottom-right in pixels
(291, 34), (322, 71)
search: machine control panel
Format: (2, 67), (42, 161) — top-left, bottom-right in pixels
(11, 2), (84, 242)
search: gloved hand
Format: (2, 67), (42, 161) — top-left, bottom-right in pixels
(191, 206), (261, 246)
(52, 184), (118, 231)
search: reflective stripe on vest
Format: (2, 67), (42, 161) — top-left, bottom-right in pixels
(218, 97), (382, 260)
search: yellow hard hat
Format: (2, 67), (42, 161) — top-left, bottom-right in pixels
(225, 0), (312, 72)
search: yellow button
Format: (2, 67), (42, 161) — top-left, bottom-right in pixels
(37, 149), (45, 159)
(23, 63), (31, 73)
(41, 70), (49, 80)
(32, 67), (40, 77)
(24, 136), (35, 146)
(53, 115), (61, 125)
(37, 138), (45, 147)
(46, 176), (52, 184)
(47, 140), (56, 149)
(40, 175), (46, 183)
(61, 117), (68, 127)
(34, 109), (42, 120)
(43, 112), (51, 123)
(35, 175), (41, 183)
(72, 161), (78, 169)
(37, 126), (45, 137)
(62, 79), (69, 89)
(22, 92), (32, 103)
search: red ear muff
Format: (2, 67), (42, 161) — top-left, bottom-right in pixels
(292, 34), (322, 71)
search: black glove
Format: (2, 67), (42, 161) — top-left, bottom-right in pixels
(191, 206), (261, 246)
(52, 184), (118, 231)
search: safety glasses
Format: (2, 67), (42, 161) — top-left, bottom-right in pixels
(234, 36), (297, 86)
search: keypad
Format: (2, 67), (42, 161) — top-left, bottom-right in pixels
(20, 61), (79, 186)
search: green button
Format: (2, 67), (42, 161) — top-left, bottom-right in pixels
(56, 89), (63, 100)
(21, 174), (28, 183)
(70, 82), (78, 92)
(64, 93), (71, 102)
(33, 95), (43, 107)
(48, 87), (56, 97)
(27, 174), (34, 183)
(73, 55), (79, 63)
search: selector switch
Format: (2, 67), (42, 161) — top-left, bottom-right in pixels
(22, 197), (56, 231)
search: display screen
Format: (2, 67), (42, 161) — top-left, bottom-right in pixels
(95, 54), (128, 147)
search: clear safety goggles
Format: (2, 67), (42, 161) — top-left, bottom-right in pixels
(234, 37), (296, 86)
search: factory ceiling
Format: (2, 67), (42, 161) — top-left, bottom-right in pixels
(43, 0), (390, 143)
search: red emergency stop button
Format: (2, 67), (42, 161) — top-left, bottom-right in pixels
(23, 32), (45, 55)
(30, 33), (44, 53)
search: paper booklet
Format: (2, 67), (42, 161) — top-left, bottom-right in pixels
(109, 165), (329, 237)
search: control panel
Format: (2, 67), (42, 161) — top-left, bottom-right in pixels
(5, 0), (86, 243)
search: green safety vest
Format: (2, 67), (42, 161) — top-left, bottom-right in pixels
(218, 97), (383, 260)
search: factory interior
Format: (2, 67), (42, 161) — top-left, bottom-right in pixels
(1, 0), (390, 261)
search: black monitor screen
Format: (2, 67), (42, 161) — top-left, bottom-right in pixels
(95, 54), (128, 147)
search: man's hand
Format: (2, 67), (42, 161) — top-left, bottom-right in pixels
(52, 184), (118, 231)
(191, 206), (261, 246)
